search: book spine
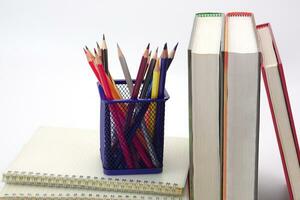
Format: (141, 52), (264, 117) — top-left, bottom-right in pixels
(2, 172), (182, 196)
(187, 49), (194, 200)
(272, 37), (300, 164)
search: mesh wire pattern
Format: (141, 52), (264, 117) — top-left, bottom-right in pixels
(99, 80), (169, 175)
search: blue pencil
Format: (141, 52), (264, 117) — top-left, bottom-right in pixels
(154, 43), (169, 163)
(158, 43), (168, 98)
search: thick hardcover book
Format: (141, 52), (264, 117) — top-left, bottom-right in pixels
(257, 23), (300, 200)
(188, 12), (224, 200)
(223, 12), (260, 200)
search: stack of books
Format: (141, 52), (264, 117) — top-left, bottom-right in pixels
(189, 12), (300, 200)
(0, 127), (190, 199)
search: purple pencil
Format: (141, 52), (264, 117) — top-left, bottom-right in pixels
(124, 44), (150, 136)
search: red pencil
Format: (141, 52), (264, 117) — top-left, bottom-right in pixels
(93, 52), (134, 168)
(84, 48), (100, 82)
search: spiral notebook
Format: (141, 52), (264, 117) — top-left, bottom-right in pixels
(0, 182), (189, 200)
(2, 127), (189, 196)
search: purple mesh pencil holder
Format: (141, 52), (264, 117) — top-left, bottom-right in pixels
(98, 80), (169, 175)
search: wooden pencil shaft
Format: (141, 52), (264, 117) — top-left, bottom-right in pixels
(167, 43), (178, 70)
(132, 56), (148, 98)
(101, 49), (109, 74)
(88, 61), (101, 83)
(123, 50), (149, 148)
(84, 49), (101, 83)
(158, 58), (168, 99)
(123, 56), (148, 133)
(167, 58), (173, 70)
(140, 59), (156, 98)
(151, 59), (160, 99)
(119, 55), (134, 94)
(104, 49), (109, 73)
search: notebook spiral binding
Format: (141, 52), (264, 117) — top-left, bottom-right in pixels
(2, 171), (182, 196)
(0, 193), (184, 200)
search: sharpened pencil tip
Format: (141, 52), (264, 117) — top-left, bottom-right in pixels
(96, 42), (100, 49)
(156, 47), (159, 53)
(174, 42), (179, 51)
(94, 48), (97, 55)
(117, 43), (123, 56)
(163, 43), (167, 50)
(83, 48), (87, 53)
(103, 34), (105, 40)
(85, 45), (89, 50)
(146, 43), (150, 49)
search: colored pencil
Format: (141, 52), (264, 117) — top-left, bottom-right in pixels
(153, 43), (169, 164)
(158, 43), (168, 98)
(93, 51), (120, 100)
(151, 57), (161, 99)
(140, 47), (158, 98)
(147, 58), (161, 135)
(117, 43), (134, 94)
(98, 39), (121, 98)
(96, 42), (102, 59)
(85, 46), (95, 60)
(84, 48), (100, 82)
(101, 34), (109, 74)
(124, 44), (149, 132)
(167, 43), (178, 69)
(132, 43), (150, 98)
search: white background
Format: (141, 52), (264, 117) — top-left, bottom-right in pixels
(0, 0), (299, 199)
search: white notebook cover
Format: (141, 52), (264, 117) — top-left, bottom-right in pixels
(2, 127), (189, 196)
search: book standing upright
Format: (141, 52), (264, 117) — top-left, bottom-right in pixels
(223, 12), (260, 200)
(188, 12), (224, 200)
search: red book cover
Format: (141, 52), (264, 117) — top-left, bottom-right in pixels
(257, 23), (300, 200)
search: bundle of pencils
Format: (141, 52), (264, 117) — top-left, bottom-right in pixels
(84, 35), (178, 171)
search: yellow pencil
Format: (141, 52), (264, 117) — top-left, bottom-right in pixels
(148, 58), (160, 136)
(151, 58), (160, 98)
